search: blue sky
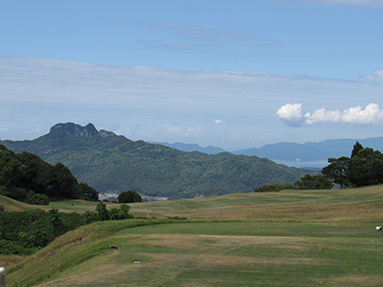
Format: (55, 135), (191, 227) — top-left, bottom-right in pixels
(1, 0), (383, 149)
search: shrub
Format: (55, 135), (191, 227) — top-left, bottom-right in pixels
(25, 190), (50, 205)
(254, 183), (294, 192)
(118, 190), (142, 203)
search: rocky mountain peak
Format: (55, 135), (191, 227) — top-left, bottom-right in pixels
(99, 129), (116, 138)
(49, 122), (99, 137)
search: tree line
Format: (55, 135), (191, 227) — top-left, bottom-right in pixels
(255, 141), (383, 192)
(322, 141), (383, 189)
(0, 202), (133, 255)
(0, 144), (98, 204)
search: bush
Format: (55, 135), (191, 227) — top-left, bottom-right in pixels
(118, 190), (142, 203)
(7, 187), (28, 201)
(108, 204), (131, 220)
(25, 190), (50, 205)
(254, 183), (294, 192)
(0, 199), (134, 255)
(294, 174), (334, 190)
(96, 202), (110, 221)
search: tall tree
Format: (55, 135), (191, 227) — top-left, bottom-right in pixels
(321, 156), (350, 189)
(347, 147), (383, 187)
(351, 141), (363, 158)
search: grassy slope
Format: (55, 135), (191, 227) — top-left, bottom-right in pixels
(129, 185), (383, 221)
(1, 186), (383, 286)
(0, 195), (116, 213)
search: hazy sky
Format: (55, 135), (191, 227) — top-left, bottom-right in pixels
(1, 0), (383, 149)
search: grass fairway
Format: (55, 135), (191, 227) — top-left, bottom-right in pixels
(1, 186), (383, 286)
(5, 221), (383, 287)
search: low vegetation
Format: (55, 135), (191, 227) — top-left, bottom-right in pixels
(0, 202), (133, 255)
(1, 186), (383, 286)
(254, 174), (334, 192)
(118, 190), (142, 203)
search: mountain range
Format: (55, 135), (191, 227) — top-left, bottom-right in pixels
(2, 122), (309, 199)
(157, 138), (383, 161)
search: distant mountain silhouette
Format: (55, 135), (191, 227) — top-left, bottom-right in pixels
(232, 138), (383, 161)
(2, 122), (309, 199)
(151, 137), (383, 162)
(150, 142), (225, 154)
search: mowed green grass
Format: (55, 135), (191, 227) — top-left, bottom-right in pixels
(129, 185), (383, 213)
(2, 185), (383, 286)
(3, 185), (383, 219)
(5, 221), (383, 287)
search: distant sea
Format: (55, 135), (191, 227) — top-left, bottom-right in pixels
(273, 160), (328, 170)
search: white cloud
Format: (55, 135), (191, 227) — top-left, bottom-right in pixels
(341, 103), (383, 123)
(363, 70), (383, 82)
(279, 103), (383, 126)
(276, 103), (304, 127)
(214, 119), (226, 125)
(307, 0), (383, 6)
(167, 126), (183, 134)
(2, 56), (383, 148)
(305, 108), (342, 124)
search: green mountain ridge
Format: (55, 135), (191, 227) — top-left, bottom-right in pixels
(3, 123), (310, 199)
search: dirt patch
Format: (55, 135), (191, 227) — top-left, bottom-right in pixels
(145, 234), (308, 248)
(326, 275), (383, 286)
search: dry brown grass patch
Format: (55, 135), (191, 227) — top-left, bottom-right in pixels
(325, 275), (383, 286)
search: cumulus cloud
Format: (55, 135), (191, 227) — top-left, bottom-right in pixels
(276, 103), (304, 127)
(341, 103), (383, 123)
(304, 108), (342, 124)
(278, 103), (383, 126)
(214, 119), (226, 125)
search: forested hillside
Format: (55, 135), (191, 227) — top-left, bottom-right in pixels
(3, 123), (310, 199)
(0, 144), (98, 203)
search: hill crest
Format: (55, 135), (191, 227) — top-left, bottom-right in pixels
(49, 122), (116, 138)
(2, 122), (309, 199)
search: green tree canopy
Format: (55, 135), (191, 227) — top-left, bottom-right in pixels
(253, 183), (294, 192)
(0, 149), (24, 186)
(347, 147), (383, 187)
(351, 141), (364, 158)
(0, 144), (99, 201)
(118, 190), (142, 203)
(77, 182), (99, 201)
(95, 202), (109, 221)
(321, 156), (350, 189)
(294, 174), (334, 190)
